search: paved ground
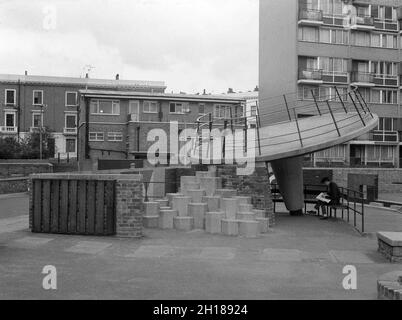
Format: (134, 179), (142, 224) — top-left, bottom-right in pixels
(0, 193), (400, 300)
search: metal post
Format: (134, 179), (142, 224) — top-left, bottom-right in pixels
(39, 104), (43, 160)
(283, 95), (292, 121)
(244, 116), (248, 153)
(293, 109), (303, 147)
(361, 196), (365, 233)
(223, 120), (227, 160)
(326, 100), (341, 137)
(334, 87), (348, 113)
(311, 90), (322, 116)
(348, 93), (366, 126)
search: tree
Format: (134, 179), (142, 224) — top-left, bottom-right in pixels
(0, 137), (22, 159)
(21, 127), (55, 159)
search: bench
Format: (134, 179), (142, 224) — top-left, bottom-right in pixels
(377, 232), (402, 263)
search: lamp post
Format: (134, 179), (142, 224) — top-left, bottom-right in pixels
(39, 104), (47, 160)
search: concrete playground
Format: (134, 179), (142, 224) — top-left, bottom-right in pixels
(0, 193), (401, 300)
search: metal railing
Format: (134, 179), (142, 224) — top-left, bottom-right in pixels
(353, 15), (375, 26)
(351, 72), (374, 83)
(370, 130), (399, 143)
(299, 9), (323, 22)
(298, 68), (323, 81)
(271, 183), (366, 234)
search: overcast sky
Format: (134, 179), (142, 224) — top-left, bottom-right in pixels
(0, 0), (258, 94)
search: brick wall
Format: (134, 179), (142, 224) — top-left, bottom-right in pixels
(0, 162), (53, 178)
(216, 164), (275, 226)
(0, 177), (28, 194)
(115, 179), (144, 238)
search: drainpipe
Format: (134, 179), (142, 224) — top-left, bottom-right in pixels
(17, 79), (21, 141)
(85, 97), (90, 159)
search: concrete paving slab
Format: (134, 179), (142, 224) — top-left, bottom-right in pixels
(199, 247), (236, 260)
(65, 241), (112, 255)
(127, 245), (175, 258)
(7, 236), (54, 248)
(329, 250), (375, 264)
(260, 248), (303, 262)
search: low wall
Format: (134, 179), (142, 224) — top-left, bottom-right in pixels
(0, 160), (53, 178)
(0, 177), (28, 194)
(29, 173), (144, 238)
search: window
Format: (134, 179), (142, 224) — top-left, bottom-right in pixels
(143, 101), (158, 113)
(299, 27), (319, 42)
(107, 132), (123, 142)
(89, 132), (104, 141)
(129, 100), (140, 114)
(90, 100), (120, 115)
(5, 89), (16, 105)
(33, 90), (43, 105)
(250, 105), (257, 117)
(319, 29), (331, 43)
(65, 114), (77, 128)
(352, 31), (370, 46)
(214, 105), (231, 119)
(371, 89), (398, 104)
(65, 92), (77, 106)
(5, 112), (15, 127)
(66, 139), (76, 153)
(382, 34), (397, 49)
(198, 104), (205, 115)
(32, 113), (43, 128)
(319, 57), (347, 73)
(371, 33), (381, 47)
(169, 102), (190, 114)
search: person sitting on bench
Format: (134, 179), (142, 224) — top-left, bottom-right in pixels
(314, 177), (340, 220)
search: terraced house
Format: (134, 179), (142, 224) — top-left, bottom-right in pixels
(260, 0), (402, 168)
(0, 73), (166, 158)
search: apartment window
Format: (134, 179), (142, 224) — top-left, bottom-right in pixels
(198, 104), (205, 115)
(299, 27), (319, 42)
(214, 105), (231, 119)
(89, 132), (104, 141)
(373, 6), (396, 21)
(298, 85), (319, 100)
(5, 89), (16, 105)
(320, 29), (331, 43)
(319, 57), (347, 73)
(65, 92), (77, 106)
(143, 101), (158, 113)
(371, 33), (381, 47)
(32, 113), (43, 128)
(250, 105), (257, 117)
(352, 31), (370, 46)
(371, 61), (397, 76)
(66, 139), (76, 153)
(107, 132), (123, 142)
(377, 118), (398, 131)
(33, 90), (43, 105)
(382, 34), (397, 49)
(90, 100), (120, 115)
(129, 100), (140, 114)
(170, 102), (189, 114)
(371, 89), (398, 104)
(4, 112), (16, 127)
(65, 114), (77, 128)
(321, 0), (343, 15)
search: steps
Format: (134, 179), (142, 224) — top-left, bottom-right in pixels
(143, 170), (270, 238)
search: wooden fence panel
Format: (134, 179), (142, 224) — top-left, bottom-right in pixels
(86, 181), (96, 234)
(59, 180), (69, 233)
(68, 180), (77, 233)
(50, 180), (60, 233)
(77, 180), (87, 234)
(95, 181), (105, 235)
(42, 180), (51, 233)
(105, 181), (115, 235)
(33, 180), (42, 232)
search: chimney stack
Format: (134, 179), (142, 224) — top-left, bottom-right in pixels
(85, 73), (89, 79)
(24, 70), (28, 76)
(116, 74), (120, 80)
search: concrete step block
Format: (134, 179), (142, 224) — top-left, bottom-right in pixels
(253, 209), (265, 219)
(155, 199), (169, 207)
(203, 196), (221, 212)
(188, 203), (208, 229)
(159, 206), (171, 211)
(144, 202), (159, 217)
(143, 216), (159, 229)
(172, 196), (192, 217)
(187, 189), (206, 203)
(215, 189), (237, 198)
(235, 196), (252, 205)
(237, 212), (256, 221)
(199, 177), (223, 196)
(205, 212), (225, 234)
(181, 183), (201, 195)
(221, 219), (239, 236)
(238, 204), (253, 213)
(158, 210), (177, 229)
(174, 216), (194, 231)
(256, 218), (269, 233)
(239, 220), (259, 238)
(222, 198), (238, 220)
(196, 171), (211, 178)
(166, 193), (183, 206)
(180, 176), (200, 186)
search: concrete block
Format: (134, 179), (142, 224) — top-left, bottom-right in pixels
(221, 219), (239, 236)
(238, 204), (253, 213)
(158, 210), (176, 229)
(253, 209), (265, 219)
(256, 218), (269, 233)
(189, 203), (208, 229)
(172, 196), (191, 217)
(187, 189), (206, 203)
(222, 198), (238, 219)
(237, 212), (256, 221)
(159, 206), (171, 211)
(143, 216), (159, 229)
(199, 177), (223, 196)
(180, 176), (199, 186)
(144, 202), (159, 217)
(205, 212), (224, 234)
(155, 199), (169, 207)
(196, 171), (211, 178)
(181, 183), (200, 195)
(215, 189), (237, 198)
(235, 196), (252, 205)
(239, 220), (259, 238)
(166, 193), (183, 206)
(174, 216), (194, 231)
(203, 196), (221, 212)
